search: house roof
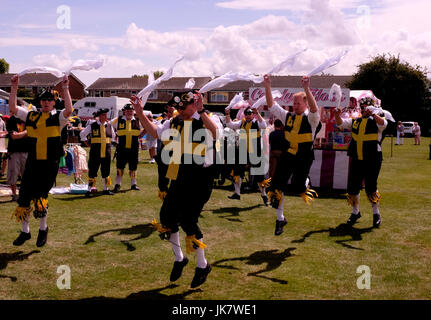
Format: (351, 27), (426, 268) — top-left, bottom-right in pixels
(85, 75), (353, 92)
(0, 72), (85, 88)
(86, 77), (149, 90)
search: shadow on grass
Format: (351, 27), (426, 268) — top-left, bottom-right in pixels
(84, 223), (156, 251)
(80, 283), (201, 300)
(291, 223), (374, 250)
(212, 248), (296, 284)
(0, 250), (40, 282)
(204, 204), (263, 222)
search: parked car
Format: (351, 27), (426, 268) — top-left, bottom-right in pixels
(402, 121), (415, 136)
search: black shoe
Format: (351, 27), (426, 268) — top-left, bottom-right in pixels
(103, 190), (114, 195)
(131, 184), (140, 191)
(113, 184), (121, 193)
(190, 263), (211, 288)
(36, 227), (48, 247)
(170, 257), (189, 282)
(261, 195), (269, 206)
(373, 214), (381, 228)
(347, 212), (361, 225)
(228, 193), (240, 200)
(274, 218), (287, 236)
(13, 232), (31, 246)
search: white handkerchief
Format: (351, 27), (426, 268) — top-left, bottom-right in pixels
(137, 56), (184, 99)
(18, 66), (64, 78)
(267, 48), (307, 75)
(65, 59), (104, 75)
(307, 49), (349, 77)
(185, 78), (195, 89)
(251, 90), (282, 109)
(199, 71), (262, 94)
(225, 92), (244, 110)
(328, 83), (342, 109)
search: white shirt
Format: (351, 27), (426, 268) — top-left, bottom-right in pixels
(269, 102), (320, 138)
(338, 116), (388, 152)
(16, 106), (69, 130)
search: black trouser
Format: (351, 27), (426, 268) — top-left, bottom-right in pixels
(347, 153), (383, 196)
(159, 164), (208, 238)
(116, 148), (139, 171)
(88, 152), (111, 179)
(155, 153), (169, 192)
(18, 159), (59, 208)
(231, 151), (265, 184)
(269, 151), (313, 194)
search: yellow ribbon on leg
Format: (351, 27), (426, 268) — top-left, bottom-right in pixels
(185, 235), (207, 254)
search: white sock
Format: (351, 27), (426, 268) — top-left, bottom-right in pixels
(352, 194), (360, 214)
(22, 219), (30, 233)
(103, 178), (109, 191)
(196, 238), (207, 269)
(276, 195), (285, 221)
(372, 202), (380, 215)
(116, 175), (122, 186)
(234, 178), (242, 195)
(131, 177), (137, 186)
(39, 215), (48, 231)
(169, 232), (184, 262)
(259, 185), (267, 196)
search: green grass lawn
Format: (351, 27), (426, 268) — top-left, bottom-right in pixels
(0, 137), (430, 300)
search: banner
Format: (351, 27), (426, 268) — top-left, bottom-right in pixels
(249, 87), (350, 107)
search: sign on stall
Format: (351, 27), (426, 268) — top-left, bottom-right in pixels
(249, 87), (350, 107)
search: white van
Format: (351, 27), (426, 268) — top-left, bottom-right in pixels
(402, 121), (415, 136)
(74, 96), (131, 123)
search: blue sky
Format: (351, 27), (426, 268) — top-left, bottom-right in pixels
(1, 0), (430, 87)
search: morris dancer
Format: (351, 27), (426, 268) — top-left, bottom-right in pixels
(131, 90), (217, 288)
(8, 74), (73, 247)
(80, 108), (116, 196)
(334, 97), (387, 228)
(264, 74), (321, 236)
(111, 104), (143, 192)
(225, 106), (269, 205)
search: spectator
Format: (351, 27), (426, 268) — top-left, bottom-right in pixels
(412, 122), (421, 145)
(6, 112), (29, 201)
(0, 114), (7, 177)
(396, 121), (404, 145)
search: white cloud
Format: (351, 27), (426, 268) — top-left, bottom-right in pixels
(124, 23), (206, 60)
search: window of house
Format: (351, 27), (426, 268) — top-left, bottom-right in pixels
(95, 90), (103, 97)
(210, 92), (228, 103)
(148, 91), (157, 99)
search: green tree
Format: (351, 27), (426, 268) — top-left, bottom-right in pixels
(346, 54), (430, 135)
(131, 74), (148, 78)
(0, 58), (9, 74)
(153, 70), (164, 80)
(17, 88), (34, 98)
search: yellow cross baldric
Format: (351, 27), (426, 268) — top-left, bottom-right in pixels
(165, 120), (206, 181)
(26, 112), (61, 160)
(285, 115), (312, 155)
(91, 124), (111, 158)
(351, 118), (378, 160)
(240, 119), (260, 154)
(116, 120), (141, 149)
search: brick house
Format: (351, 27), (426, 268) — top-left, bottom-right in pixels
(0, 72), (86, 100)
(86, 77), (149, 98)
